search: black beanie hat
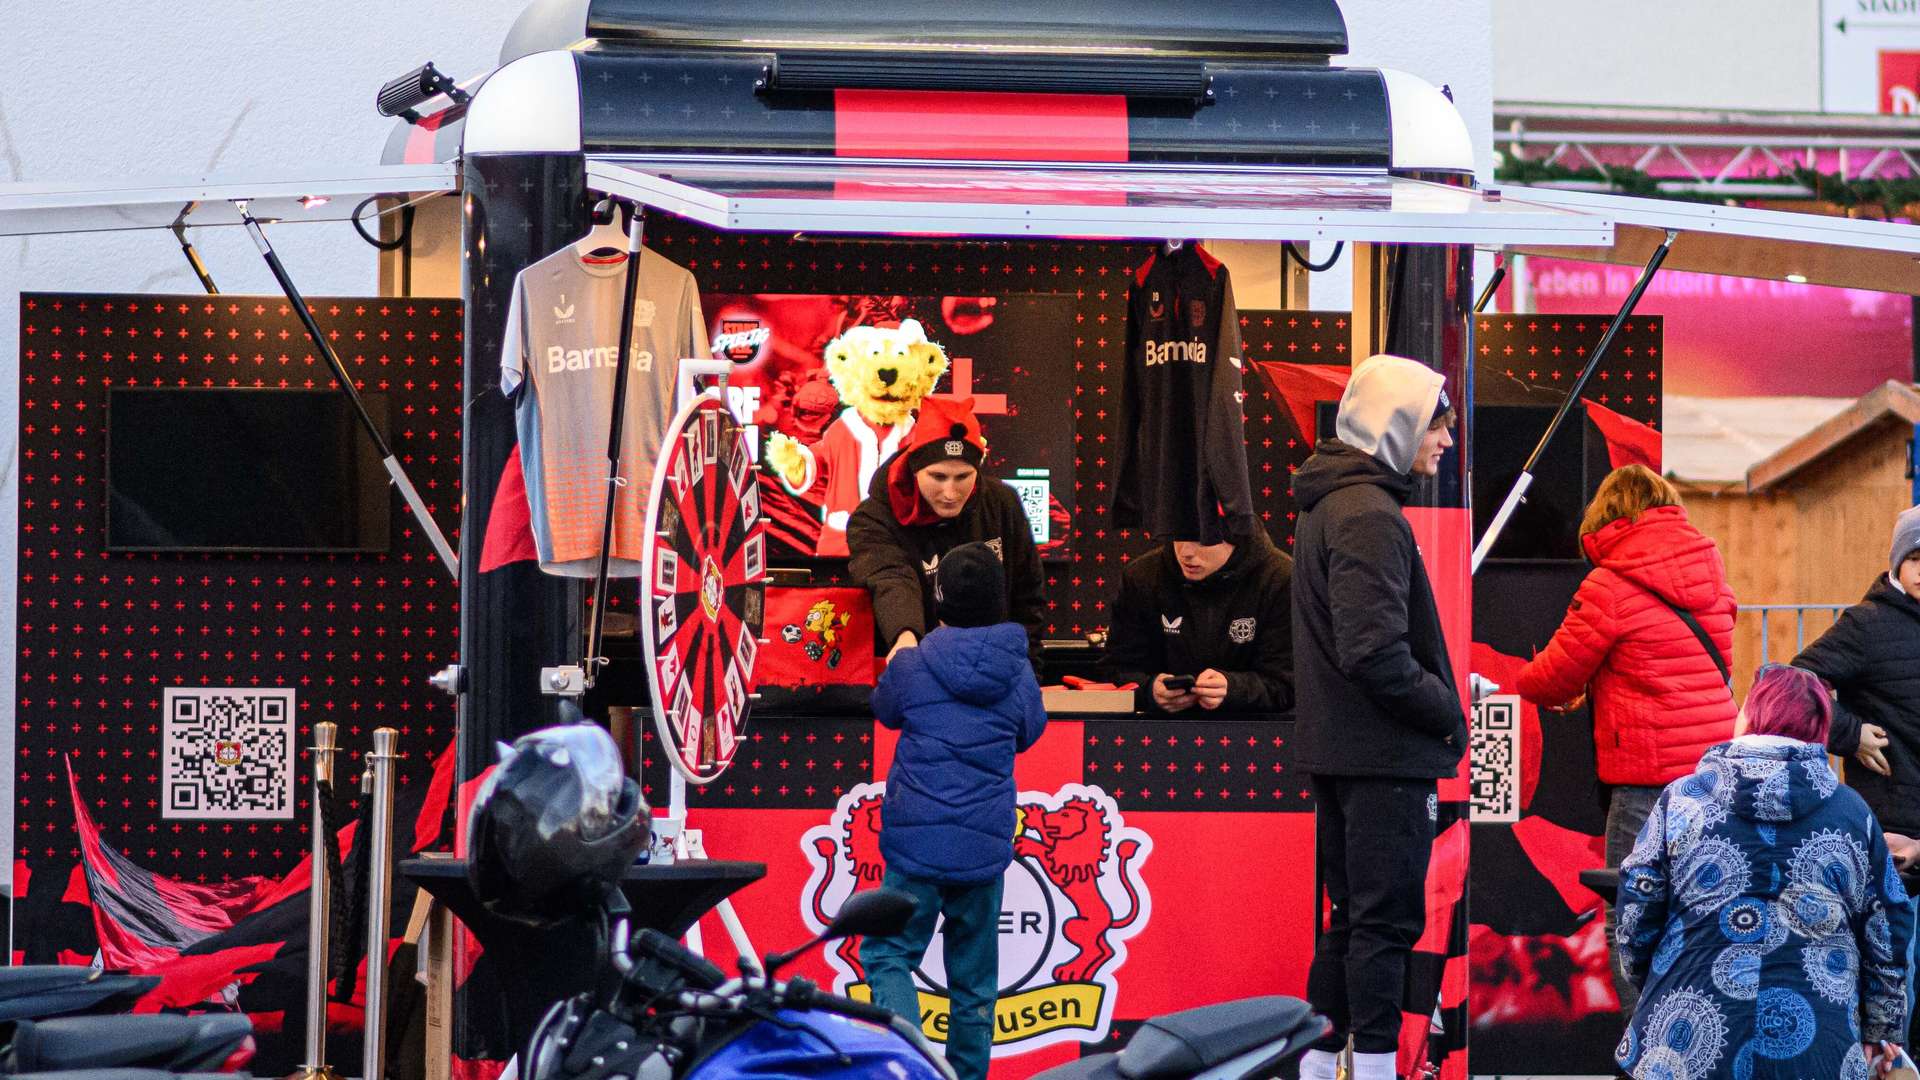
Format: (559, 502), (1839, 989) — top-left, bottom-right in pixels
(933, 541), (1007, 628)
(906, 421), (988, 477)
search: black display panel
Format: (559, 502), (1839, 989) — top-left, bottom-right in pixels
(106, 388), (391, 553)
(1471, 405), (1610, 562)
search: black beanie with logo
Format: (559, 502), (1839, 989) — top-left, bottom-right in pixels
(933, 541), (1007, 629)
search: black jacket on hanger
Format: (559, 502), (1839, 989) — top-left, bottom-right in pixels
(1113, 244), (1258, 545)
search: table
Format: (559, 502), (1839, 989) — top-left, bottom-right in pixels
(400, 856), (765, 1066)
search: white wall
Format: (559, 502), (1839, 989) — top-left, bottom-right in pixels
(1493, 0), (1821, 111)
(0, 2), (522, 890)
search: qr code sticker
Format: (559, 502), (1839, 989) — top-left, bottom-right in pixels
(1003, 478), (1050, 546)
(1470, 694), (1521, 823)
(162, 688), (297, 820)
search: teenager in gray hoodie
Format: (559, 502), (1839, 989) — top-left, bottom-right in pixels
(1290, 354), (1466, 1080)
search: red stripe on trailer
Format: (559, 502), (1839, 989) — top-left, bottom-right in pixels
(834, 90), (1129, 162)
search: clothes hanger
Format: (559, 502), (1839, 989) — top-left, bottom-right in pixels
(574, 197), (630, 263)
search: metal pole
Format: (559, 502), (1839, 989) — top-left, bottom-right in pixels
(583, 203), (648, 690)
(1471, 230), (1677, 573)
(298, 722), (340, 1080)
(232, 201), (459, 583)
(362, 728), (399, 1080)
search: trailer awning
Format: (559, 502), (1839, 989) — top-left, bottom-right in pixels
(584, 155), (1616, 246)
(1498, 186), (1920, 295)
(0, 164), (458, 237)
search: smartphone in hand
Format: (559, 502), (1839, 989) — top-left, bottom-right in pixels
(1162, 674), (1196, 693)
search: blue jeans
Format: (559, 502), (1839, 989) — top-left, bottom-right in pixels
(858, 869), (1003, 1080)
(1604, 784), (1662, 1017)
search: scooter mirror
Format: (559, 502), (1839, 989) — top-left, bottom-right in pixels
(826, 888), (916, 940)
(762, 887), (919, 978)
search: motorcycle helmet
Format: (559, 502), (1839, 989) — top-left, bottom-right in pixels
(466, 722), (650, 924)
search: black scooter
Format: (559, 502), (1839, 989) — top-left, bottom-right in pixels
(0, 965), (254, 1075)
(1028, 997), (1328, 1080)
(0, 966), (158, 1022)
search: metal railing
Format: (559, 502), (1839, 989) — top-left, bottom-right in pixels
(1739, 604), (1848, 666)
(1496, 102), (1920, 196)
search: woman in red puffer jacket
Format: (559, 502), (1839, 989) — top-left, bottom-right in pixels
(1515, 464), (1736, 1013)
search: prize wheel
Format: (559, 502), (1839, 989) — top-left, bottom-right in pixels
(640, 391), (768, 784)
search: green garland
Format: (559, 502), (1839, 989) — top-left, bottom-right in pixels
(1786, 166), (1920, 215)
(1494, 156), (1920, 216)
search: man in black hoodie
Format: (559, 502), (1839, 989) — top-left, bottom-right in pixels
(1104, 528), (1294, 714)
(847, 395), (1046, 674)
(1290, 354), (1466, 1080)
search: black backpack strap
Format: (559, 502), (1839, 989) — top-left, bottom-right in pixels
(1658, 595), (1733, 690)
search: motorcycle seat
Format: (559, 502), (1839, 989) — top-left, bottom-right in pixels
(2, 1013), (254, 1073)
(10, 1073), (241, 1080)
(0, 966), (159, 1021)
(0, 967), (101, 998)
(1117, 996), (1326, 1080)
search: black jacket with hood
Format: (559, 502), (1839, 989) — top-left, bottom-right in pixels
(847, 457), (1047, 673)
(1105, 531), (1295, 714)
(1289, 356), (1466, 779)
(1793, 574), (1920, 835)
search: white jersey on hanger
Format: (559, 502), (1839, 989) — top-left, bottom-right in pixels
(501, 244), (709, 577)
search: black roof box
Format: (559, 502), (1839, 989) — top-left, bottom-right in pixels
(502, 0), (1348, 65)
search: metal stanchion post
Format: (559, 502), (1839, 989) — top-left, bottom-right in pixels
(362, 728), (400, 1080)
(298, 722), (341, 1080)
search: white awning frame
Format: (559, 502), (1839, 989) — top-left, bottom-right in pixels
(585, 154), (1618, 246)
(0, 164), (458, 237)
(1497, 185), (1920, 295)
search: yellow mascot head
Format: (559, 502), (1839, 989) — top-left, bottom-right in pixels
(822, 319), (950, 429)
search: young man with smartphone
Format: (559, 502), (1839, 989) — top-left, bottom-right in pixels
(1104, 523), (1294, 715)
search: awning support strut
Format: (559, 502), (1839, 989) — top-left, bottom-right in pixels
(233, 199), (460, 582)
(581, 199), (648, 690)
(169, 219), (219, 295)
(1474, 255), (1505, 314)
(1470, 229), (1677, 574)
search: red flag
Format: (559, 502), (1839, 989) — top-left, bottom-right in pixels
(1250, 361), (1351, 442)
(479, 446), (539, 572)
(1584, 400), (1661, 472)
(66, 758), (269, 970)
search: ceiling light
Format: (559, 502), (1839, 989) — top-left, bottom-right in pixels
(1785, 273), (1808, 284)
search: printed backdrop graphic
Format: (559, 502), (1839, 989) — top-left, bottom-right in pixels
(1499, 257), (1906, 397)
(10, 294), (462, 1076)
(703, 293), (1078, 558)
(1468, 313), (1665, 1075)
(801, 782), (1153, 1057)
(670, 716), (1315, 1080)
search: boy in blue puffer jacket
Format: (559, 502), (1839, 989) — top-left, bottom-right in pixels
(859, 541), (1048, 1080)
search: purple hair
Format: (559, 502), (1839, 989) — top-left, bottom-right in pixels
(1743, 664), (1832, 745)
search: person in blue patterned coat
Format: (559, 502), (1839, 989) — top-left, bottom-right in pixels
(1617, 663), (1915, 1080)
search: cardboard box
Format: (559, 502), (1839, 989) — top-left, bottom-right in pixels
(1042, 688), (1136, 715)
